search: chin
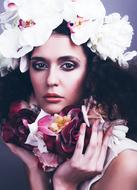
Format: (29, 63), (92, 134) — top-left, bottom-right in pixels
(42, 105), (65, 114)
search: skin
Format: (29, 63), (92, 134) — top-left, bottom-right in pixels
(29, 34), (87, 114)
(6, 34), (137, 190)
(92, 150), (137, 190)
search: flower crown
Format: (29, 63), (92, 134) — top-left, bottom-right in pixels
(0, 0), (137, 76)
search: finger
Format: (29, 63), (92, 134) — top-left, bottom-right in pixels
(72, 123), (86, 159)
(6, 143), (18, 154)
(6, 143), (38, 168)
(6, 143), (31, 164)
(96, 127), (112, 170)
(89, 130), (104, 162)
(84, 120), (99, 156)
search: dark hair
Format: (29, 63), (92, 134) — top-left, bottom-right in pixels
(88, 56), (137, 140)
(0, 21), (137, 140)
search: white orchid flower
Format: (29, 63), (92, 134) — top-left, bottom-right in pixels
(2, 0), (64, 57)
(4, 0), (24, 11)
(0, 0), (136, 70)
(14, 0), (63, 47)
(19, 55), (28, 72)
(63, 0), (106, 45)
(0, 28), (33, 58)
(88, 13), (135, 63)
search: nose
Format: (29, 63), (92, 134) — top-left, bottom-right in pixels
(46, 65), (59, 87)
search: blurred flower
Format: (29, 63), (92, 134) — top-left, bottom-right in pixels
(2, 104), (37, 150)
(88, 13), (137, 66)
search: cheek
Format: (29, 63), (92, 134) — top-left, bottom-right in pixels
(72, 76), (85, 93)
(29, 71), (44, 94)
(65, 71), (86, 99)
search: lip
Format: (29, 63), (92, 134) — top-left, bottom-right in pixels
(43, 93), (64, 103)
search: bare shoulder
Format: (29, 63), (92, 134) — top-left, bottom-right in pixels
(92, 150), (137, 190)
(106, 150), (137, 181)
(113, 150), (137, 174)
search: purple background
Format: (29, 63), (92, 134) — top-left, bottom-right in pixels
(0, 0), (137, 50)
(0, 0), (137, 188)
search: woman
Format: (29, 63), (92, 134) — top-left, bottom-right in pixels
(0, 0), (137, 190)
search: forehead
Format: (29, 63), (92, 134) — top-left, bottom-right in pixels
(32, 34), (87, 62)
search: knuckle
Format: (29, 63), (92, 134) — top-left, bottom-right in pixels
(89, 142), (96, 150)
(70, 159), (79, 169)
(97, 140), (102, 147)
(76, 141), (83, 150)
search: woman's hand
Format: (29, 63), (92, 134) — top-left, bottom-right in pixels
(53, 120), (112, 190)
(6, 143), (49, 190)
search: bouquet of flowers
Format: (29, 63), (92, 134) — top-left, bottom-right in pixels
(25, 105), (94, 171)
(1, 99), (127, 171)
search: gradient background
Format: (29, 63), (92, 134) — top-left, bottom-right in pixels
(0, 0), (137, 50)
(0, 0), (137, 188)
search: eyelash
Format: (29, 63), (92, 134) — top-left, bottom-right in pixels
(31, 60), (78, 71)
(61, 61), (78, 71)
(31, 61), (48, 70)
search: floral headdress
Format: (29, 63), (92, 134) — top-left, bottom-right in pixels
(0, 0), (137, 76)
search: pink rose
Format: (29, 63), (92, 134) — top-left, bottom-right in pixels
(38, 106), (92, 159)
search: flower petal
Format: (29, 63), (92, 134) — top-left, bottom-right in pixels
(19, 55), (29, 72)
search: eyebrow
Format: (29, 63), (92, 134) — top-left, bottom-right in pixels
(58, 56), (81, 63)
(30, 57), (46, 62)
(30, 56), (81, 64)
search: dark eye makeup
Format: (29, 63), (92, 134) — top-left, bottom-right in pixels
(60, 61), (78, 71)
(30, 56), (79, 71)
(30, 57), (48, 70)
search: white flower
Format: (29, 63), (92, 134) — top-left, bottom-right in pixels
(0, 0), (136, 69)
(0, 53), (16, 76)
(88, 13), (134, 63)
(118, 51), (137, 67)
(0, 53), (12, 69)
(25, 109), (50, 153)
(16, 0), (63, 47)
(0, 0), (64, 58)
(0, 28), (33, 58)
(63, 0), (106, 45)
(81, 105), (90, 127)
(19, 55), (28, 72)
(4, 0), (23, 11)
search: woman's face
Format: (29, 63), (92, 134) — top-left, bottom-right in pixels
(29, 34), (87, 114)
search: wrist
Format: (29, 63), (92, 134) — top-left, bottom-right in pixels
(29, 168), (49, 190)
(53, 175), (77, 190)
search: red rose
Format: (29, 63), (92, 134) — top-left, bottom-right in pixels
(2, 109), (37, 150)
(56, 107), (92, 158)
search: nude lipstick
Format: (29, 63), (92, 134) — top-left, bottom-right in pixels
(43, 93), (64, 103)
